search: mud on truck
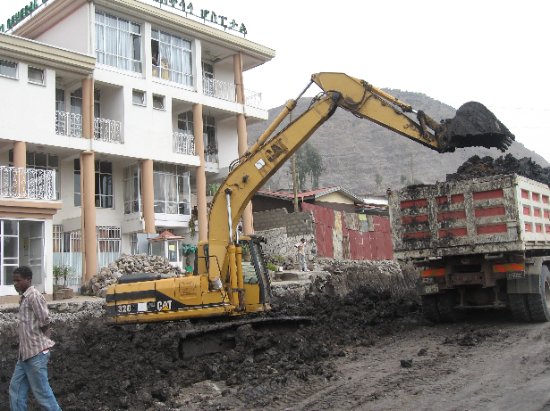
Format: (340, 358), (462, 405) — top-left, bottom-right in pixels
(389, 173), (550, 323)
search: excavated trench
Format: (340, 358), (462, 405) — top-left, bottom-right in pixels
(0, 261), (420, 411)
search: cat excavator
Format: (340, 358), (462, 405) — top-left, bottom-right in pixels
(106, 72), (513, 324)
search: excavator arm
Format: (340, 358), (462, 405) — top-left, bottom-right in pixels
(202, 72), (513, 284)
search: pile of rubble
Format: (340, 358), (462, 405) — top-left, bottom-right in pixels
(87, 254), (183, 297)
(447, 154), (550, 185)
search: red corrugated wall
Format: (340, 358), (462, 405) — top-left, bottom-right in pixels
(302, 203), (393, 260)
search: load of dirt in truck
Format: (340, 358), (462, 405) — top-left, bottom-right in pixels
(447, 154), (550, 185)
(438, 102), (515, 152)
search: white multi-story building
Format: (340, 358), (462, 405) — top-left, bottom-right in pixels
(0, 0), (274, 299)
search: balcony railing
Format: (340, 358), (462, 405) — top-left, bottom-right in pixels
(202, 77), (263, 108)
(56, 111), (122, 143)
(204, 146), (219, 164)
(173, 131), (196, 155)
(203, 77), (236, 102)
(0, 166), (57, 200)
(94, 118), (123, 144)
(244, 89), (262, 109)
(56, 111), (82, 137)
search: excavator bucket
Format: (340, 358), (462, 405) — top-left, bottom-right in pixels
(438, 102), (515, 152)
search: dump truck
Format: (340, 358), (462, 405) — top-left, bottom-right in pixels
(389, 173), (550, 322)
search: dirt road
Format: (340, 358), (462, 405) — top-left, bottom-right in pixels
(2, 263), (550, 410)
(259, 314), (550, 411)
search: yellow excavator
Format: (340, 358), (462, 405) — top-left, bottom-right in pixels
(106, 72), (513, 324)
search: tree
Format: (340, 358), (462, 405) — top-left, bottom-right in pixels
(296, 143), (325, 191)
(375, 173), (383, 191)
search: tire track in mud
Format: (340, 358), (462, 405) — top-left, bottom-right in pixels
(244, 321), (550, 411)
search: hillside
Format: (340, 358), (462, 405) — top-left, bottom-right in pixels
(247, 91), (548, 195)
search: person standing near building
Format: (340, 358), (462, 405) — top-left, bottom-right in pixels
(295, 238), (309, 272)
(9, 266), (61, 411)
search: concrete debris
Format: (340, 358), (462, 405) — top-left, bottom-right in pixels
(87, 253), (183, 297)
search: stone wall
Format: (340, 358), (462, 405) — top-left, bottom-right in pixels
(253, 208), (314, 237)
(253, 208), (316, 265)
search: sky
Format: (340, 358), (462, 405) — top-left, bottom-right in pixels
(2, 0), (549, 162)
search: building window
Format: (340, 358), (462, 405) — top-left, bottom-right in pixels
(153, 94), (165, 110)
(74, 159), (81, 206)
(202, 62), (214, 96)
(132, 89), (146, 106)
(130, 232), (138, 255)
(53, 224), (63, 253)
(96, 161), (113, 208)
(97, 226), (121, 268)
(178, 111), (217, 161)
(74, 159), (114, 208)
(153, 163), (191, 215)
(123, 164), (140, 214)
(95, 11), (142, 73)
(28, 67), (45, 85)
(0, 220), (20, 286)
(151, 29), (192, 86)
(0, 59), (17, 79)
(70, 88), (100, 117)
(56, 88), (65, 111)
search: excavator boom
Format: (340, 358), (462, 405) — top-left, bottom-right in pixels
(205, 72), (514, 284)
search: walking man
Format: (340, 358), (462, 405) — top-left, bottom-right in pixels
(9, 266), (61, 411)
(295, 238), (309, 272)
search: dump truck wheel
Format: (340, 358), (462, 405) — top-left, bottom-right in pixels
(526, 265), (550, 322)
(421, 295), (440, 322)
(508, 294), (532, 322)
(437, 291), (465, 322)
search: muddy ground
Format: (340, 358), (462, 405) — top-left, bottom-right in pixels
(2, 261), (550, 410)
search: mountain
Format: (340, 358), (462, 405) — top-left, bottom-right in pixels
(247, 91), (548, 195)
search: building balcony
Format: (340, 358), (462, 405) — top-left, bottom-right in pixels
(203, 77), (236, 102)
(0, 166), (57, 200)
(244, 89), (262, 109)
(94, 117), (123, 144)
(204, 146), (219, 164)
(55, 111), (123, 144)
(173, 131), (196, 155)
(202, 77), (262, 108)
(55, 111), (82, 138)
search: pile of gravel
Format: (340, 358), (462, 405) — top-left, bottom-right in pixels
(87, 253), (183, 297)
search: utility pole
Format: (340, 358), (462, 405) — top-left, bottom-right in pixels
(290, 111), (299, 212)
(292, 154), (299, 212)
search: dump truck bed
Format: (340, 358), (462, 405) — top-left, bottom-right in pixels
(389, 174), (550, 259)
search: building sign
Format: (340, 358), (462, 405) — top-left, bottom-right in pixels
(0, 0), (246, 36)
(0, 0), (49, 33)
(153, 0), (247, 36)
